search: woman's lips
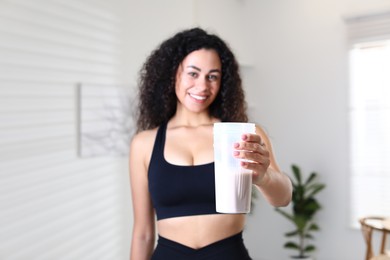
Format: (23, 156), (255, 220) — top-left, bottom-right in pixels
(189, 93), (207, 101)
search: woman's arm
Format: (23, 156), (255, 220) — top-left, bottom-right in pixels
(129, 131), (156, 260)
(234, 125), (292, 207)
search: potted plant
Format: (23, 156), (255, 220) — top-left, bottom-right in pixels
(275, 164), (326, 259)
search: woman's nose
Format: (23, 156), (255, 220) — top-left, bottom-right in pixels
(195, 77), (209, 90)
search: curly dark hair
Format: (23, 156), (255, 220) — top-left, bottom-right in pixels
(135, 27), (248, 132)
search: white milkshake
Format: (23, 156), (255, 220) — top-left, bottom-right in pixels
(213, 122), (255, 213)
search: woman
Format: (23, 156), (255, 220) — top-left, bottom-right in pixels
(129, 28), (292, 260)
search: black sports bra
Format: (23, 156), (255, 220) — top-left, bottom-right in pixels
(148, 122), (219, 220)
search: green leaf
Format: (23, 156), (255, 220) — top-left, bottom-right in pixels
(304, 233), (314, 239)
(285, 230), (299, 237)
(305, 184), (326, 199)
(294, 199), (321, 218)
(292, 215), (307, 231)
(304, 172), (317, 185)
(275, 208), (294, 222)
(292, 165), (302, 185)
(284, 242), (299, 249)
(304, 245), (316, 252)
(308, 223), (319, 231)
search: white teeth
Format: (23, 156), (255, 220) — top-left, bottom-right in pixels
(189, 94), (207, 100)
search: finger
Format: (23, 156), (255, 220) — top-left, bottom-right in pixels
(234, 141), (261, 153)
(241, 133), (267, 150)
(241, 133), (262, 144)
(241, 160), (270, 174)
(234, 150), (270, 164)
(235, 142), (268, 155)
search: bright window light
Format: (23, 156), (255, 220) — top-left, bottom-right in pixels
(349, 40), (390, 228)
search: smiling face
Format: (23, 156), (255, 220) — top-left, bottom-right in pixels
(175, 49), (222, 115)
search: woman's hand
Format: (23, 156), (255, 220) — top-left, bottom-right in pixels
(233, 126), (292, 206)
(233, 133), (271, 186)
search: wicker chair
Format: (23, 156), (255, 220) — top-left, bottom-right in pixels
(360, 217), (390, 260)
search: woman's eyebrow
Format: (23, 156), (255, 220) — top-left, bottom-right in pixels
(186, 65), (221, 73)
(186, 65), (201, 71)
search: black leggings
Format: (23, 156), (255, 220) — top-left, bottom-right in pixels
(151, 231), (252, 260)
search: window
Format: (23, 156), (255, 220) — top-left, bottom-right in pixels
(346, 12), (390, 227)
(349, 41), (390, 227)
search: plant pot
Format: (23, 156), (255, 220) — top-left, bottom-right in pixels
(290, 256), (314, 260)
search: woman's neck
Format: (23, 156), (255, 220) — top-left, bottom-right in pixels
(169, 108), (218, 128)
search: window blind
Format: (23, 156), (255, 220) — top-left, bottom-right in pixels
(345, 11), (390, 44)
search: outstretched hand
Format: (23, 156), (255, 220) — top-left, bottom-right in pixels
(233, 133), (270, 186)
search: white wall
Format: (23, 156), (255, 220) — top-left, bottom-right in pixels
(0, 0), (130, 259)
(120, 0), (196, 84)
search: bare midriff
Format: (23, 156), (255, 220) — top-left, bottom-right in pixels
(157, 214), (246, 249)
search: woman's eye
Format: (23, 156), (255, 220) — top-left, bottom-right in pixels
(188, 72), (198, 78)
(208, 75), (218, 81)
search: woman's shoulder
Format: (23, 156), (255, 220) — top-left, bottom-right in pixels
(129, 127), (159, 165)
(130, 127), (159, 149)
